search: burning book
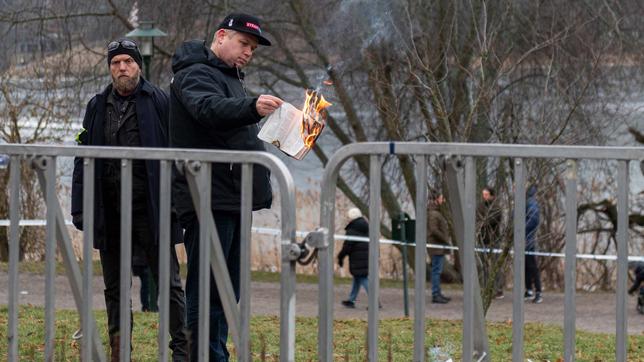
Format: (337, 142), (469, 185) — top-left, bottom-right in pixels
(258, 90), (331, 160)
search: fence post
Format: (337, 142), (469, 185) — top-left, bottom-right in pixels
(8, 156), (21, 362)
(512, 159), (526, 362)
(616, 161), (629, 362)
(44, 156), (57, 361)
(444, 157), (490, 361)
(81, 157), (95, 362)
(367, 155), (382, 361)
(119, 159), (133, 361)
(413, 156), (428, 362)
(564, 160), (578, 362)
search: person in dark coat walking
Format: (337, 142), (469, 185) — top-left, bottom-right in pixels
(169, 13), (283, 361)
(477, 186), (504, 298)
(428, 192), (451, 304)
(628, 261), (644, 314)
(71, 38), (188, 361)
(337, 208), (370, 308)
(524, 185), (543, 304)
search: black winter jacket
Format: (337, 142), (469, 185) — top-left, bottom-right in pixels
(169, 40), (272, 225)
(71, 79), (174, 250)
(337, 217), (370, 277)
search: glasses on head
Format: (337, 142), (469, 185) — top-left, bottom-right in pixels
(107, 40), (138, 51)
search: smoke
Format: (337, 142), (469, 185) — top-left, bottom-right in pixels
(315, 1), (408, 74)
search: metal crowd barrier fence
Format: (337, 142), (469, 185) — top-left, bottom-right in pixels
(0, 144), (297, 362)
(309, 142), (642, 362)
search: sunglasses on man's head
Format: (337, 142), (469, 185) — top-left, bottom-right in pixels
(107, 40), (138, 51)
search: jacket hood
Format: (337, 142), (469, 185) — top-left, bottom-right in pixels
(171, 40), (243, 77)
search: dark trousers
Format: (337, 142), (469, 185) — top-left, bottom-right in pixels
(132, 265), (158, 312)
(525, 253), (542, 293)
(184, 211), (241, 362)
(100, 187), (188, 359)
(347, 275), (368, 302)
(481, 244), (505, 294)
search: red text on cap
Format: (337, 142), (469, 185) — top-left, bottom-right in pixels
(246, 22), (260, 31)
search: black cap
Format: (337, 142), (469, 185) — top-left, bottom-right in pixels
(107, 38), (143, 69)
(217, 13), (271, 46)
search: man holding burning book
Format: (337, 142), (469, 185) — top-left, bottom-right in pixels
(169, 12), (282, 361)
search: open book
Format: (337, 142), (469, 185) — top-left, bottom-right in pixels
(258, 102), (320, 160)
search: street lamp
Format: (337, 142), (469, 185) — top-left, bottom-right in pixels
(126, 21), (167, 80)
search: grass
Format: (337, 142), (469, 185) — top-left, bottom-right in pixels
(0, 305), (642, 361)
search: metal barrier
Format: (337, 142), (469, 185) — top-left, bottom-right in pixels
(312, 142), (642, 362)
(1, 144), (298, 362)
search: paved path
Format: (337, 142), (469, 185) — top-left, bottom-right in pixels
(1, 273), (642, 335)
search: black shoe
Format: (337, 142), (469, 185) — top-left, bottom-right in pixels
(494, 291), (505, 300)
(341, 300), (355, 308)
(533, 293), (543, 304)
(524, 290), (534, 299)
(432, 295), (450, 304)
(439, 293), (452, 301)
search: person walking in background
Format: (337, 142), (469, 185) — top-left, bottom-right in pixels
(428, 191), (451, 304)
(169, 12), (282, 360)
(338, 208), (370, 308)
(71, 38), (188, 361)
(628, 261), (644, 314)
(477, 186), (504, 299)
(524, 185), (543, 304)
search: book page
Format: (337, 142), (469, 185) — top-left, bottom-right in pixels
(258, 102), (307, 157)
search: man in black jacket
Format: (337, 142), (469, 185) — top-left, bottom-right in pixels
(337, 208), (370, 308)
(169, 13), (282, 361)
(71, 38), (188, 361)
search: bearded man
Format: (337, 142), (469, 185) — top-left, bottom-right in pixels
(71, 38), (188, 361)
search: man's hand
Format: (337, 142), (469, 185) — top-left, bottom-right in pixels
(256, 95), (283, 117)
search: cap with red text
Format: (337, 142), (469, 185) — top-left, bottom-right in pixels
(217, 13), (271, 46)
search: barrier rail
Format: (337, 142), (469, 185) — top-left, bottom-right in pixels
(5, 220), (643, 263)
(0, 144), (298, 362)
(312, 142), (642, 362)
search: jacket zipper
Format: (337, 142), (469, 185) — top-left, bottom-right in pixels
(236, 67), (247, 96)
(234, 66), (245, 173)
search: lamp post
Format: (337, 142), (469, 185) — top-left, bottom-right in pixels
(126, 21), (167, 81)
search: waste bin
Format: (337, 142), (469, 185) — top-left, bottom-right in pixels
(391, 213), (415, 316)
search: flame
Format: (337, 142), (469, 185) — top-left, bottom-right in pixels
(301, 90), (331, 148)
